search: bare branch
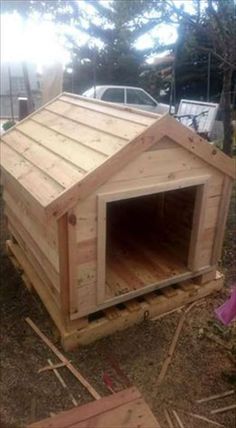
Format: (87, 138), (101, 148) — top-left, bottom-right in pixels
(197, 46), (236, 69)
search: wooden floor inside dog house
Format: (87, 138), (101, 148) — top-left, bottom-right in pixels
(105, 186), (197, 299)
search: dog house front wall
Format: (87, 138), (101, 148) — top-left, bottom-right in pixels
(71, 137), (227, 319)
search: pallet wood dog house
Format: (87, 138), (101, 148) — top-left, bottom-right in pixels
(1, 93), (234, 348)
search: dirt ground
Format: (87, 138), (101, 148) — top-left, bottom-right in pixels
(0, 186), (235, 428)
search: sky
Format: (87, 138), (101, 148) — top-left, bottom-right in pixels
(0, 1), (195, 69)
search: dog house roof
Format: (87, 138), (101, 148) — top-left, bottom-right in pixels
(1, 92), (234, 220)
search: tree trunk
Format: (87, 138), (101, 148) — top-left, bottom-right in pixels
(22, 62), (34, 114)
(222, 67), (233, 156)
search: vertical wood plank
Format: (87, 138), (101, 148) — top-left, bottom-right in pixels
(97, 195), (107, 304)
(57, 214), (70, 323)
(188, 181), (209, 271)
(67, 209), (79, 316)
(211, 176), (233, 264)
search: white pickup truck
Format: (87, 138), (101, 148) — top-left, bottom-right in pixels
(82, 85), (173, 114)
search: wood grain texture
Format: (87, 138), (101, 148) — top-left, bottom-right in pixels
(2, 129), (83, 188)
(1, 141), (63, 206)
(65, 273), (224, 348)
(4, 190), (59, 268)
(60, 94), (156, 125)
(211, 176), (233, 264)
(33, 110), (126, 156)
(7, 240), (63, 329)
(44, 114), (167, 218)
(67, 208), (79, 315)
(47, 99), (146, 140)
(58, 215), (70, 320)
(6, 206), (60, 290)
(27, 387), (160, 428)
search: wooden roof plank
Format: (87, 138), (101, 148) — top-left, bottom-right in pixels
(17, 120), (107, 172)
(1, 93), (234, 220)
(63, 92), (161, 120)
(32, 109), (128, 156)
(1, 169), (49, 221)
(47, 99), (147, 140)
(2, 130), (83, 188)
(1, 141), (33, 179)
(1, 143), (64, 205)
(60, 94), (156, 126)
(44, 114), (167, 218)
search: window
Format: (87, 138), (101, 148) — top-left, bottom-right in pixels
(102, 88), (125, 103)
(126, 89), (156, 106)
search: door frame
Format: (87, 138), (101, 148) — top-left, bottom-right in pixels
(97, 175), (210, 305)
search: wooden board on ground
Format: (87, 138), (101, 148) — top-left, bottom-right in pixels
(27, 387), (161, 428)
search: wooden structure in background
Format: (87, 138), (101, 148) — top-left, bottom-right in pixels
(27, 387), (160, 428)
(1, 93), (234, 347)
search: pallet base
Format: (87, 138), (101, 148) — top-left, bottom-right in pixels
(6, 240), (224, 351)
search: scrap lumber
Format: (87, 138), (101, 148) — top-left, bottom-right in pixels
(157, 313), (186, 386)
(196, 389), (235, 404)
(25, 317), (101, 400)
(164, 409), (174, 428)
(185, 412), (224, 427)
(211, 404), (236, 415)
(157, 301), (199, 385)
(47, 359), (78, 407)
(27, 387), (161, 428)
(151, 306), (184, 321)
(172, 410), (185, 428)
(38, 361), (69, 373)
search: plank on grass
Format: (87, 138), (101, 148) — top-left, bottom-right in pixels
(172, 410), (185, 428)
(157, 301), (200, 386)
(27, 388), (144, 428)
(196, 389), (235, 404)
(164, 409), (174, 428)
(25, 317), (101, 400)
(47, 359), (78, 407)
(211, 404), (236, 415)
(185, 411), (224, 427)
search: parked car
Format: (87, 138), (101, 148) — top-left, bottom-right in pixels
(82, 85), (173, 114)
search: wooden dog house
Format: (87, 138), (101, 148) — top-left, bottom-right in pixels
(1, 93), (234, 347)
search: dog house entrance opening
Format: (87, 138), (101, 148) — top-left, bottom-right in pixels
(105, 186), (197, 300)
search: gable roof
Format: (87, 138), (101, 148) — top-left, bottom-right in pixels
(1, 92), (234, 220)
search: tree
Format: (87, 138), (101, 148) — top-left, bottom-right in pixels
(161, 0), (236, 155)
(2, 0), (167, 94)
(66, 1), (168, 90)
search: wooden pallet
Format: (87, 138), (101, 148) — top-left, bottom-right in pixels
(27, 387), (161, 428)
(6, 239), (224, 351)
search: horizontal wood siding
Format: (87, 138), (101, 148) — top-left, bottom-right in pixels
(4, 190), (58, 259)
(7, 221), (60, 306)
(3, 186), (60, 297)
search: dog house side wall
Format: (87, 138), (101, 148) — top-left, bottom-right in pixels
(2, 178), (61, 307)
(72, 137), (227, 318)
